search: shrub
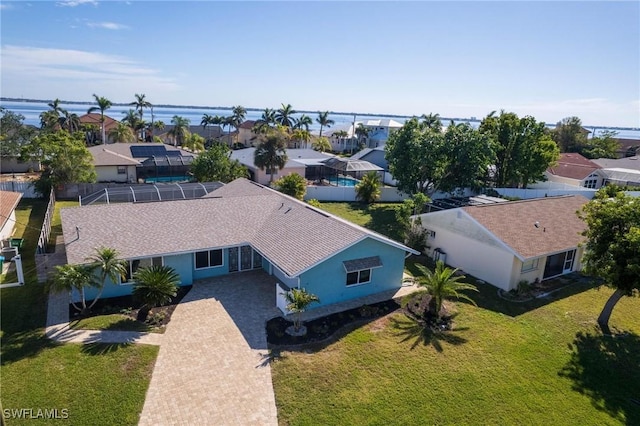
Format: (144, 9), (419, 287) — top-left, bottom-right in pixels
(274, 173), (307, 200)
(307, 198), (321, 208)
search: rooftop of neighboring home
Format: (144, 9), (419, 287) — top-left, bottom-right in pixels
(79, 113), (119, 131)
(230, 148), (335, 169)
(158, 125), (223, 140)
(88, 143), (194, 167)
(61, 178), (418, 276)
(613, 138), (640, 156)
(0, 190), (22, 231)
(462, 195), (589, 259)
(350, 146), (385, 160)
(547, 153), (602, 180)
(592, 155), (640, 171)
(238, 120), (256, 130)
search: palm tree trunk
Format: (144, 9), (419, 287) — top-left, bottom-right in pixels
(597, 288), (624, 335)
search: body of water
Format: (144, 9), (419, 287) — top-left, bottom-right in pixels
(2, 100), (639, 139)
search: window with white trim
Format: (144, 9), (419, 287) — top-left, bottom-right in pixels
(117, 166), (126, 174)
(121, 257), (163, 284)
(346, 269), (371, 286)
(583, 179), (598, 189)
(521, 258), (539, 273)
(194, 249), (223, 269)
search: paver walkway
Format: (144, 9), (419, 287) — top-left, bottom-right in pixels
(138, 270), (281, 426)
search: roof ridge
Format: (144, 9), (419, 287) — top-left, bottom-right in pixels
(467, 194), (581, 208)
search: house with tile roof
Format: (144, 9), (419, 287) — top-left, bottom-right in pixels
(60, 178), (419, 309)
(0, 190), (22, 243)
(412, 195), (589, 291)
(545, 153), (606, 189)
(79, 113), (120, 144)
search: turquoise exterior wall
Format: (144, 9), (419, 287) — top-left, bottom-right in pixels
(192, 248), (229, 280)
(298, 237), (407, 308)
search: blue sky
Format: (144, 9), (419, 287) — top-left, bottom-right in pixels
(1, 1), (638, 127)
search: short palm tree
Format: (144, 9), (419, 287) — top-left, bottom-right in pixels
(132, 265), (180, 321)
(183, 132), (205, 152)
(109, 122), (136, 143)
(275, 103), (297, 129)
(291, 128), (311, 149)
(254, 134), (288, 184)
(169, 115), (191, 146)
(51, 264), (97, 314)
(87, 94), (112, 144)
(316, 111), (334, 138)
(355, 171), (382, 204)
(312, 136), (331, 152)
(86, 247), (127, 311)
(62, 111), (81, 133)
(406, 261), (478, 319)
(283, 288), (320, 332)
(39, 110), (61, 131)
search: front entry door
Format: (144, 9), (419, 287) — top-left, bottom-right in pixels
(240, 245), (253, 271)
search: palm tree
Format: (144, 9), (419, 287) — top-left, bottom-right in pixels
(316, 111), (334, 138)
(275, 103), (297, 129)
(355, 171), (382, 204)
(312, 136), (331, 152)
(85, 247), (128, 311)
(254, 108), (276, 134)
(291, 128), (311, 149)
(282, 288), (320, 332)
(201, 114), (214, 139)
(221, 115), (235, 146)
(87, 94), (112, 144)
(47, 98), (66, 117)
(183, 132), (205, 152)
(109, 122), (136, 143)
(129, 93), (152, 120)
(421, 113), (442, 132)
(51, 264), (97, 314)
(333, 130), (349, 151)
(39, 110), (60, 131)
(61, 111), (81, 133)
(231, 105), (247, 144)
(355, 123), (370, 148)
(406, 261), (478, 319)
(132, 265), (180, 321)
(169, 115), (190, 146)
(122, 109), (146, 141)
(294, 114), (313, 131)
(254, 133), (288, 184)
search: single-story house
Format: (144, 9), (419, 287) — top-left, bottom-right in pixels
(545, 153), (606, 189)
(592, 156), (640, 187)
(0, 190), (22, 243)
(60, 178), (419, 310)
(230, 148), (335, 185)
(412, 195), (589, 291)
(88, 143), (195, 183)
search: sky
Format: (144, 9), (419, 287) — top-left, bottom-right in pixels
(1, 1), (639, 128)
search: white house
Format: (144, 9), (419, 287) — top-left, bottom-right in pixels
(325, 119), (403, 152)
(545, 153), (606, 189)
(592, 156), (640, 187)
(413, 195), (589, 291)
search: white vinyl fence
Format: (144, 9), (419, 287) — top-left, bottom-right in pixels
(304, 186), (410, 202)
(276, 282), (292, 315)
(0, 181), (39, 198)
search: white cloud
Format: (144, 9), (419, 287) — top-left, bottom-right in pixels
(86, 21), (128, 30)
(0, 3), (12, 10)
(57, 0), (98, 7)
(0, 45), (180, 101)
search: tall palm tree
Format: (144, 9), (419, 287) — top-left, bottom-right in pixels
(51, 264), (97, 314)
(406, 261), (478, 319)
(316, 111), (334, 138)
(230, 105), (246, 144)
(85, 247), (127, 311)
(254, 108), (276, 134)
(109, 122), (136, 143)
(282, 288), (320, 332)
(47, 98), (66, 117)
(129, 93), (152, 120)
(61, 111), (81, 133)
(421, 113), (442, 132)
(275, 103), (297, 129)
(222, 115), (235, 146)
(132, 265), (180, 321)
(254, 133), (288, 184)
(294, 114), (313, 131)
(169, 115), (190, 146)
(201, 113), (214, 140)
(355, 123), (370, 149)
(87, 94), (112, 144)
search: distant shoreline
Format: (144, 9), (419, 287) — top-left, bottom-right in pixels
(2, 97), (638, 131)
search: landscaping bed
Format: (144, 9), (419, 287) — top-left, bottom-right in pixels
(69, 285), (192, 333)
(267, 299), (402, 347)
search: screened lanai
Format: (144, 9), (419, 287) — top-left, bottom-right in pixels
(321, 157), (384, 186)
(79, 182), (223, 206)
(136, 155), (195, 182)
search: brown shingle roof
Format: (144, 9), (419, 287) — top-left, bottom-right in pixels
(547, 153), (601, 180)
(61, 179), (417, 276)
(0, 190), (22, 232)
(462, 195), (589, 259)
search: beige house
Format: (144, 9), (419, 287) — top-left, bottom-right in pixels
(237, 120), (258, 147)
(413, 195), (589, 291)
(545, 153), (606, 189)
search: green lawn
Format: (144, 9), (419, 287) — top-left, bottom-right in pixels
(271, 201), (640, 425)
(1, 199), (158, 425)
(70, 314), (155, 333)
(317, 202), (403, 241)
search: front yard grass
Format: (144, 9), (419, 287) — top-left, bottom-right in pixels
(316, 202), (403, 241)
(70, 314), (154, 333)
(271, 285), (639, 425)
(1, 198), (158, 425)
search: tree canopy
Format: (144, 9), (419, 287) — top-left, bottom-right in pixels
(580, 130), (620, 159)
(190, 144), (248, 183)
(552, 116), (588, 153)
(254, 132), (288, 184)
(579, 186), (640, 334)
(273, 173), (306, 200)
(479, 111), (559, 188)
(21, 130), (96, 195)
(0, 107), (36, 157)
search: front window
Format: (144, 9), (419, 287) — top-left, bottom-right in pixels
(117, 166), (126, 174)
(195, 249), (223, 269)
(121, 257), (162, 284)
(346, 269), (372, 286)
(521, 258), (539, 273)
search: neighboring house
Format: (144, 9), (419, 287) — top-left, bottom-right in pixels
(545, 153), (606, 189)
(156, 125), (223, 145)
(0, 157), (41, 174)
(613, 138), (640, 158)
(360, 119), (403, 148)
(60, 178), (419, 309)
(237, 120), (258, 147)
(79, 113), (119, 144)
(413, 195), (589, 291)
(230, 148), (335, 185)
(325, 119), (403, 152)
(88, 143), (195, 183)
(350, 147), (388, 171)
(592, 155), (640, 187)
(0, 190), (22, 243)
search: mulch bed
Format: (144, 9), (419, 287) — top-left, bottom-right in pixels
(69, 285), (192, 329)
(267, 299), (402, 347)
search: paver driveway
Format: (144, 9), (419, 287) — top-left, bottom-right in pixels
(139, 270), (281, 426)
